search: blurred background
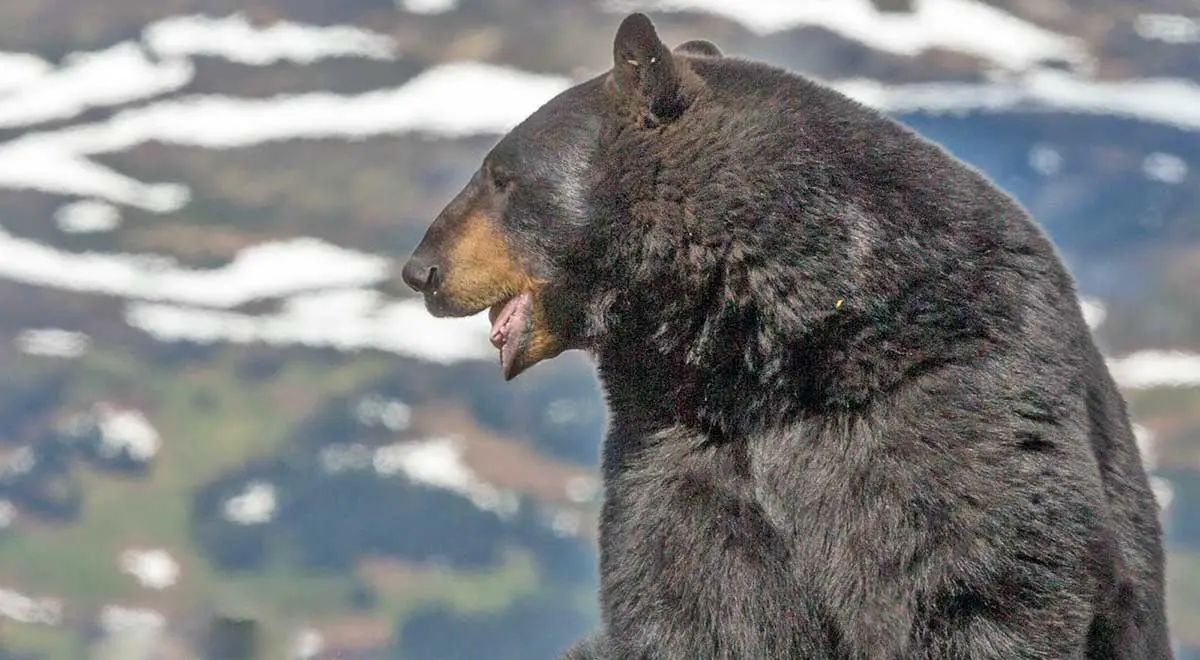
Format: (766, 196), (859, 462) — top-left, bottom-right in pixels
(0, 0), (1195, 658)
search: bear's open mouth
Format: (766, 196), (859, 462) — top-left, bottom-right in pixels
(488, 291), (533, 380)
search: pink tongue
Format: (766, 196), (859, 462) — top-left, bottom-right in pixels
(489, 292), (532, 376)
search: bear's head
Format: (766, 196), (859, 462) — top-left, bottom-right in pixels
(402, 13), (739, 381)
(401, 11), (1026, 437)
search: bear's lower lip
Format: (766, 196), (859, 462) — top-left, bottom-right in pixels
(423, 292), (476, 318)
(488, 292), (533, 379)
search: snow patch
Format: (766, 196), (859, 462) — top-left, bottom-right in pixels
(0, 62), (566, 210)
(1028, 143), (1063, 176)
(1134, 14), (1200, 44)
(95, 404), (162, 463)
(318, 443), (375, 473)
(355, 395), (412, 432)
(832, 71), (1200, 132)
(607, 0), (1085, 70)
(1131, 423), (1159, 471)
(319, 437), (519, 516)
(0, 446), (36, 479)
(1108, 350), (1200, 389)
(375, 437), (519, 515)
(1142, 152), (1188, 184)
(293, 628), (325, 660)
(0, 141), (190, 211)
(0, 500), (15, 529)
(55, 199), (122, 234)
(0, 43), (193, 129)
(548, 508), (583, 537)
(0, 229), (388, 309)
(566, 476), (601, 504)
(1078, 297), (1107, 331)
(99, 605), (166, 634)
(125, 291), (494, 364)
(14, 328), (90, 358)
(0, 52), (52, 94)
(398, 0), (459, 14)
(119, 548), (180, 590)
(1151, 476), (1175, 513)
(0, 587), (62, 626)
(54, 403), (161, 463)
(223, 481), (278, 525)
(22, 61), (570, 151)
(143, 13), (397, 65)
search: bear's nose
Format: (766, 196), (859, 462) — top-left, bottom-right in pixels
(401, 254), (441, 293)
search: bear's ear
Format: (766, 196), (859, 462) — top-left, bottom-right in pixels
(672, 39), (722, 58)
(612, 13), (684, 123)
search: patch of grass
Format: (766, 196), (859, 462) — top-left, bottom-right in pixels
(425, 548), (541, 615)
(0, 346), (394, 656)
(203, 561), (359, 621)
(187, 548), (543, 657)
(0, 621), (85, 659)
(372, 547), (541, 621)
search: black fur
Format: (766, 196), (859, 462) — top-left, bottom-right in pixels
(673, 39), (723, 59)
(421, 13), (1172, 659)
(612, 13), (686, 124)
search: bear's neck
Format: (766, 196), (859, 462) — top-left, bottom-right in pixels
(593, 309), (845, 442)
(592, 259), (1012, 442)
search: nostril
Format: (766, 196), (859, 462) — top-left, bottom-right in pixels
(401, 257), (440, 293)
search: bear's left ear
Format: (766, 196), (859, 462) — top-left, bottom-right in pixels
(612, 13), (685, 123)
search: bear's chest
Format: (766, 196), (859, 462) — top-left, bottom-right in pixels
(595, 427), (903, 655)
(598, 424), (883, 599)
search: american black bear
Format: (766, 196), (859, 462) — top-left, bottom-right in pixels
(402, 13), (1172, 659)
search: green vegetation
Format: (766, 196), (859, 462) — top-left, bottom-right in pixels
(0, 346), (554, 657)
